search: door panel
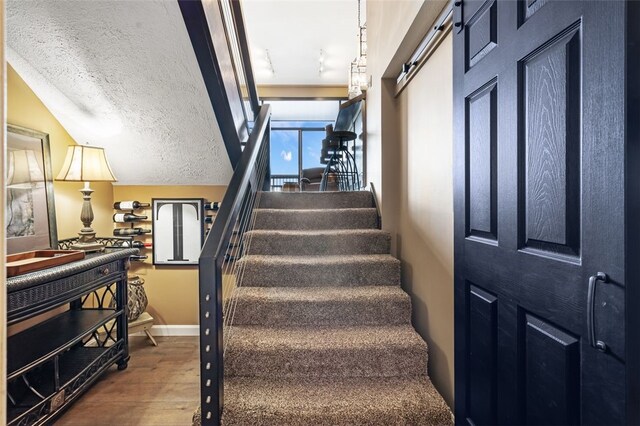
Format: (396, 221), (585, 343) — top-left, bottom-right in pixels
(465, 1), (497, 70)
(519, 24), (581, 257)
(454, 1), (627, 424)
(468, 285), (498, 425)
(519, 0), (550, 24)
(466, 80), (498, 241)
(523, 313), (580, 425)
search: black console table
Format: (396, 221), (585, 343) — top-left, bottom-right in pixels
(6, 249), (138, 425)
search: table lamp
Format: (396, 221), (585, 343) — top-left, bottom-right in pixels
(56, 145), (117, 252)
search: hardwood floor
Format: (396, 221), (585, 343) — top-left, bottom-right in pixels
(55, 336), (199, 425)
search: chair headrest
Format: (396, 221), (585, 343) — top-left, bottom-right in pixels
(302, 167), (326, 179)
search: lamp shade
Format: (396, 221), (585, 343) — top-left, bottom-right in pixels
(7, 149), (45, 188)
(56, 145), (117, 182)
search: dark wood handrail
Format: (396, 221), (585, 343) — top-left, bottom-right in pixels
(179, 3), (266, 422)
(201, 104), (271, 261)
(198, 103), (271, 425)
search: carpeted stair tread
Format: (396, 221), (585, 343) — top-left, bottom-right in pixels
(237, 254), (401, 287)
(245, 229), (391, 255)
(232, 286), (411, 326)
(190, 191), (453, 425)
(225, 325), (427, 378)
(253, 208), (378, 230)
(258, 191), (374, 209)
(220, 376), (451, 426)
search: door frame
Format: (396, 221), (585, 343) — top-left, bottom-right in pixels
(625, 5), (640, 424)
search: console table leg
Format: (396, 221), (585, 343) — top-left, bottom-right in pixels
(117, 355), (130, 370)
(116, 272), (130, 371)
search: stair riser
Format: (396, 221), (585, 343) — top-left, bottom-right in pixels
(238, 259), (400, 287)
(225, 346), (427, 378)
(245, 233), (391, 256)
(253, 209), (378, 230)
(259, 191), (374, 209)
(222, 408), (441, 426)
(232, 298), (411, 326)
(219, 377), (452, 426)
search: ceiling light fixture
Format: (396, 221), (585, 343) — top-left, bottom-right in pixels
(348, 0), (368, 98)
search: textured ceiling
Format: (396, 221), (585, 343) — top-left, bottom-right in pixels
(243, 0), (362, 86)
(6, 0), (233, 185)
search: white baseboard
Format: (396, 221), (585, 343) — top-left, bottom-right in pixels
(130, 324), (199, 337)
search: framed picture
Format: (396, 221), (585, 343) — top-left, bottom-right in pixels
(6, 124), (58, 254)
(152, 198), (204, 265)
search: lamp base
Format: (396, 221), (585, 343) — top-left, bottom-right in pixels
(71, 182), (105, 253)
(70, 240), (105, 253)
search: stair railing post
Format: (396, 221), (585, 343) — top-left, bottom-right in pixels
(198, 254), (223, 425)
(262, 117), (271, 191)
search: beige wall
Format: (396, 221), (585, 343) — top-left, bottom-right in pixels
(7, 65), (228, 327)
(366, 0), (447, 199)
(1, 1), (7, 422)
(394, 33), (454, 406)
(6, 64), (114, 239)
(366, 0), (427, 195)
(366, 0), (454, 408)
(6, 64), (116, 338)
(112, 185), (226, 326)
(258, 85), (346, 99)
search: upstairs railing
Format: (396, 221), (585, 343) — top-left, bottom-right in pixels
(197, 104), (271, 425)
(270, 174), (300, 191)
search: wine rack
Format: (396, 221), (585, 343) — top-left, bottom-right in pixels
(203, 200), (238, 262)
(113, 201), (152, 263)
(111, 200), (156, 347)
(203, 200), (219, 238)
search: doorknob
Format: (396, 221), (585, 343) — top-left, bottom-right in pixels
(587, 272), (609, 352)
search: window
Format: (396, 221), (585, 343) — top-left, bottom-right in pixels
(302, 129), (326, 171)
(270, 130), (298, 175)
(263, 100), (343, 190)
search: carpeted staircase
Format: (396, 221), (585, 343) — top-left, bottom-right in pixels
(198, 190), (451, 425)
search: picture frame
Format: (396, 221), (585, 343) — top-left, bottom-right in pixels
(6, 124), (58, 254)
(152, 198), (204, 265)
